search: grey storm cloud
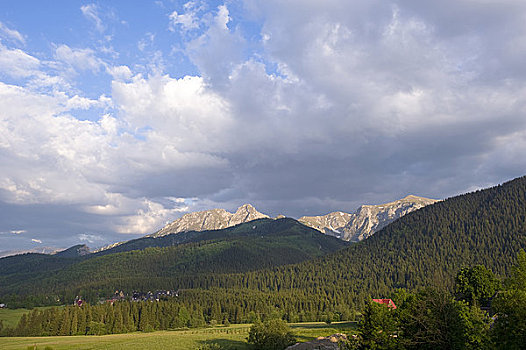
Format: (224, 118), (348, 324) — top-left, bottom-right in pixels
(1, 0), (526, 253)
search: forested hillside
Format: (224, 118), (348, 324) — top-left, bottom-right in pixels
(1, 176), (525, 319)
(0, 218), (347, 305)
(167, 175), (525, 305)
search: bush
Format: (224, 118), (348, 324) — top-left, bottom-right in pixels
(247, 319), (296, 350)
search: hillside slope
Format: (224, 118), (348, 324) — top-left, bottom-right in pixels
(238, 176), (526, 297)
(80, 175), (526, 305)
(0, 218), (347, 299)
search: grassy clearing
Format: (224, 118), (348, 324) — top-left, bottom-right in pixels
(0, 308), (34, 328)
(0, 307), (62, 329)
(0, 322), (357, 350)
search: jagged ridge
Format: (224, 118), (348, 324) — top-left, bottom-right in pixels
(299, 195), (437, 241)
(148, 203), (269, 238)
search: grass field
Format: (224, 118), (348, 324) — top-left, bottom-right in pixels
(0, 307), (63, 329)
(0, 308), (37, 328)
(0, 322), (357, 350)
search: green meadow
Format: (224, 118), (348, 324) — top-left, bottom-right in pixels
(0, 322), (356, 350)
(0, 307), (64, 329)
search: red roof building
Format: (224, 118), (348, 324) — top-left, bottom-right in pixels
(372, 298), (397, 309)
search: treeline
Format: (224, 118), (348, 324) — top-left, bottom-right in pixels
(1, 301), (204, 336)
(1, 289), (355, 337)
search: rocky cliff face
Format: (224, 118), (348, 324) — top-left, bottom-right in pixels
(299, 195), (437, 241)
(148, 204), (269, 238)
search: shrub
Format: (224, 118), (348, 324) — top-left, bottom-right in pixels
(247, 319), (296, 350)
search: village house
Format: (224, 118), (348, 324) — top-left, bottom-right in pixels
(372, 298), (397, 309)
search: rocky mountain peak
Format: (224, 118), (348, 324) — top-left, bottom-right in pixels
(148, 204), (268, 238)
(236, 203), (257, 212)
(231, 204), (268, 226)
(299, 195), (437, 241)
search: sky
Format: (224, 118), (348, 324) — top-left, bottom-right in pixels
(1, 0), (526, 255)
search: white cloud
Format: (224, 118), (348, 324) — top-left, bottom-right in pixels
(0, 229), (26, 235)
(184, 4), (246, 87)
(115, 198), (189, 234)
(168, 1), (202, 32)
(0, 44), (40, 78)
(78, 233), (104, 243)
(81, 4), (105, 33)
(54, 44), (104, 74)
(169, 10), (199, 32)
(137, 33), (155, 52)
(112, 74), (233, 153)
(0, 71), (233, 235)
(0, 22), (25, 44)
(31, 238), (42, 244)
(107, 65), (133, 82)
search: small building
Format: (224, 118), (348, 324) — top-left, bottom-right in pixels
(372, 298), (397, 309)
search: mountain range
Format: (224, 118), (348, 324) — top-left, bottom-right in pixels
(0, 218), (348, 304)
(95, 195), (435, 252)
(298, 195), (437, 241)
(1, 175), (525, 313)
(149, 203), (269, 238)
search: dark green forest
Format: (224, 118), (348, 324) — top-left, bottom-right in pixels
(1, 176), (526, 346)
(3, 252), (526, 350)
(0, 218), (348, 307)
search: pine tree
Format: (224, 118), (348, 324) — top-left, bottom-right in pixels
(70, 308), (79, 335)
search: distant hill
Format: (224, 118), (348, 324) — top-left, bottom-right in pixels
(299, 195), (437, 241)
(0, 218), (347, 300)
(54, 244), (91, 258)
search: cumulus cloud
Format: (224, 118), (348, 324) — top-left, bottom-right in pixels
(184, 5), (246, 87)
(163, 0), (526, 213)
(2, 0), (526, 252)
(54, 45), (104, 74)
(0, 43), (40, 78)
(169, 1), (203, 32)
(115, 198), (189, 234)
(107, 65), (133, 81)
(0, 72), (232, 235)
